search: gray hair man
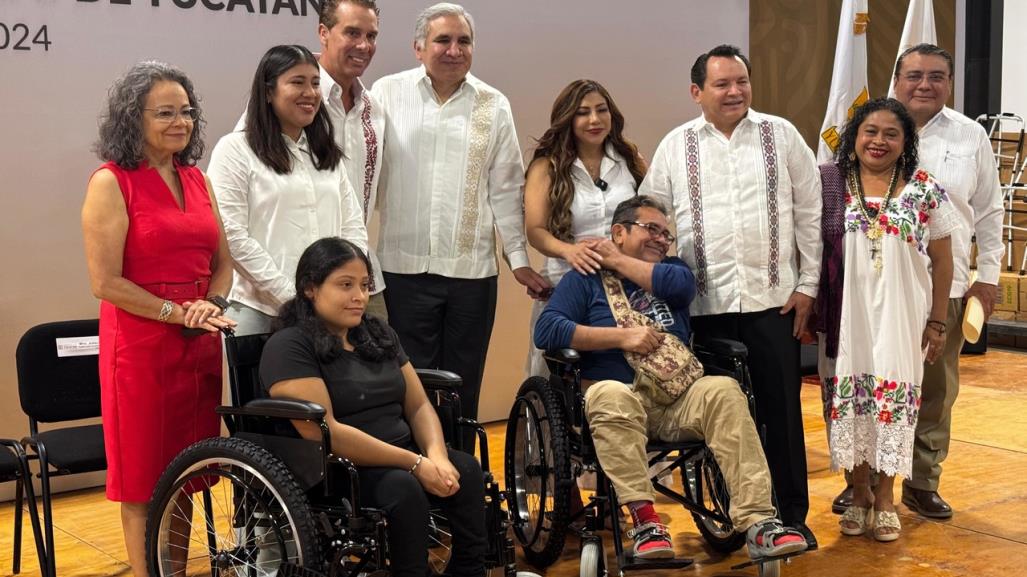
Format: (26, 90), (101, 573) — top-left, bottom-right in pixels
(371, 3), (549, 452)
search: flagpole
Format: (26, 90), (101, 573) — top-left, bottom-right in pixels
(888, 0), (938, 97)
(817, 0), (870, 164)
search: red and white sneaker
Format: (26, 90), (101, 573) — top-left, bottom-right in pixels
(745, 518), (808, 559)
(627, 521), (674, 560)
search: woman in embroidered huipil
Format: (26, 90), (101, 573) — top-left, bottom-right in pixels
(523, 79), (646, 376)
(209, 45), (368, 336)
(815, 98), (955, 542)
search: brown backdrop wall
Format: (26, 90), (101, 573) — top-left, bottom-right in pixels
(751, 0), (956, 150)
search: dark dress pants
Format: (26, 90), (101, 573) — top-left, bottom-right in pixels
(383, 272), (498, 453)
(358, 449), (487, 577)
(691, 307), (809, 526)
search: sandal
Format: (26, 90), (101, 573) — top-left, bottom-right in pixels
(627, 521), (674, 559)
(839, 505), (872, 536)
(745, 518), (808, 558)
(872, 509), (901, 542)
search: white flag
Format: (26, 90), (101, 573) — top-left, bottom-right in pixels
(818, 0), (870, 164)
(888, 0), (938, 97)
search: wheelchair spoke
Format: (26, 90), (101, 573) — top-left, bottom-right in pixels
(157, 468), (300, 577)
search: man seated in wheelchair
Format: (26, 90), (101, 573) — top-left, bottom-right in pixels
(534, 195), (808, 561)
(259, 237), (487, 577)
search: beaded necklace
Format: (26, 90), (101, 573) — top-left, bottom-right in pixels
(847, 164), (899, 274)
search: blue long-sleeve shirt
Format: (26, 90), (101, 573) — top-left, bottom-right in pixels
(534, 257), (696, 383)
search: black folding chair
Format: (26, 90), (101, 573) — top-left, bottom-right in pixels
(1, 438), (45, 574)
(15, 320), (107, 577)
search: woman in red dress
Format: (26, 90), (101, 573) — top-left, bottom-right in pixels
(81, 61), (236, 577)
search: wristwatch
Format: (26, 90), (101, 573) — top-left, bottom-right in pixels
(206, 294), (230, 312)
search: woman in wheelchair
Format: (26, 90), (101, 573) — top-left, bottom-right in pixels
(258, 237), (487, 577)
(533, 196), (808, 563)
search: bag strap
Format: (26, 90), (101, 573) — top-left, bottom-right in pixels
(600, 271), (661, 331)
(600, 271), (629, 325)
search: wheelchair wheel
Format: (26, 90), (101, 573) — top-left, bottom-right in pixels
(427, 509), (452, 575)
(687, 448), (745, 553)
(146, 437), (322, 577)
(759, 559), (781, 577)
(504, 376), (572, 569)
(579, 538), (606, 577)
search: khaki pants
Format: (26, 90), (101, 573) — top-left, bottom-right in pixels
(584, 376), (777, 530)
(906, 297), (964, 492)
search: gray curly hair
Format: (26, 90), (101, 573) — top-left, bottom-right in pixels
(414, 3), (474, 49)
(94, 60), (205, 169)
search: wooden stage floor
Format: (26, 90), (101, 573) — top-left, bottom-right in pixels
(2, 349), (1026, 577)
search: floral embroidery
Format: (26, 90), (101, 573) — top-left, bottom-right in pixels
(456, 91), (496, 253)
(822, 372), (921, 476)
(843, 169), (948, 255)
(822, 373), (920, 427)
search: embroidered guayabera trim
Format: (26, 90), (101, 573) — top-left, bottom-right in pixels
(457, 91), (496, 253)
(759, 120), (781, 287)
(360, 92), (379, 292)
(684, 128), (708, 295)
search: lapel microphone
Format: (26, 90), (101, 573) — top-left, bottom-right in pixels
(594, 178), (608, 191)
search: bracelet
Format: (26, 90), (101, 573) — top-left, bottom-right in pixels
(157, 300), (174, 323)
(408, 454), (423, 474)
(926, 319), (947, 333)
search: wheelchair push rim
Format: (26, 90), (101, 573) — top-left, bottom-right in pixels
(146, 437), (322, 577)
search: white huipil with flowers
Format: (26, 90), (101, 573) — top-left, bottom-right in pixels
(820, 169), (958, 477)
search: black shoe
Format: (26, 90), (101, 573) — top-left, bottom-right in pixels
(790, 522), (818, 551)
(902, 487), (953, 519)
(832, 484), (854, 515)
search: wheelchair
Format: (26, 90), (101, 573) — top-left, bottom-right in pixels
(504, 337), (796, 577)
(144, 331), (522, 577)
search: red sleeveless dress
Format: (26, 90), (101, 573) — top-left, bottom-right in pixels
(97, 161), (223, 502)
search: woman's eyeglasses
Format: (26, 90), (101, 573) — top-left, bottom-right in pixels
(145, 107), (201, 123)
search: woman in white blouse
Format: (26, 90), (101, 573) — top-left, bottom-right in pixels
(523, 79), (647, 375)
(209, 45), (368, 335)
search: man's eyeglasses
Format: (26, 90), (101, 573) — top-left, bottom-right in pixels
(619, 221), (676, 243)
(145, 107), (201, 123)
(899, 72), (949, 85)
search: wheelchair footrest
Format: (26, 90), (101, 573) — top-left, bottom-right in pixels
(730, 549), (805, 571)
(620, 557), (695, 571)
(278, 563), (328, 577)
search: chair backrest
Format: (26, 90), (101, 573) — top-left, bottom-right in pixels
(224, 333), (272, 407)
(16, 320), (102, 424)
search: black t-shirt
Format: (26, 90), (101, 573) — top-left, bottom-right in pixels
(259, 325), (412, 447)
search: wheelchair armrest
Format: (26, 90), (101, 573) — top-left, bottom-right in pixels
(693, 336), (748, 359)
(217, 398), (327, 421)
(416, 369), (462, 392)
(543, 348), (580, 365)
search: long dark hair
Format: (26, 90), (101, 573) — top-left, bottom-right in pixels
(245, 45), (342, 175)
(836, 97), (919, 182)
(531, 79), (645, 243)
(275, 238), (398, 363)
